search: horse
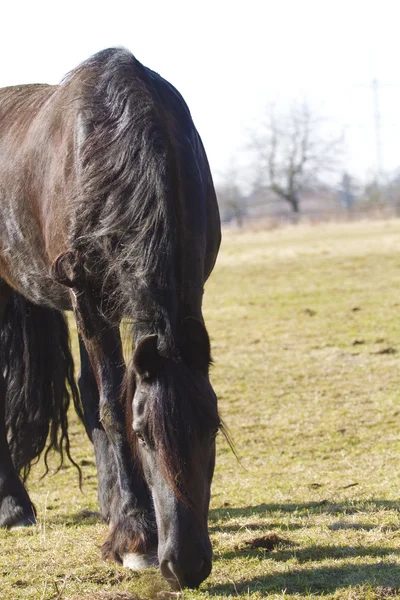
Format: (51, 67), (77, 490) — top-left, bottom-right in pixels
(0, 47), (222, 590)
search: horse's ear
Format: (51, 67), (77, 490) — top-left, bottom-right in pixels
(182, 317), (211, 372)
(51, 250), (83, 288)
(133, 335), (159, 380)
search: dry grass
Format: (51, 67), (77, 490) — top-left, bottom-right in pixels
(2, 219), (400, 599)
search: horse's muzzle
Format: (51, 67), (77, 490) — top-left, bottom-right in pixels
(160, 553), (212, 590)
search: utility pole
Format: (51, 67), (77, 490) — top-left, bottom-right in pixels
(354, 75), (387, 185)
(354, 71), (400, 187)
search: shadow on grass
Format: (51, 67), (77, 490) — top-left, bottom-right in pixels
(210, 521), (304, 533)
(51, 509), (101, 527)
(210, 499), (400, 521)
(205, 562), (400, 596)
(220, 543), (400, 563)
(208, 500), (400, 595)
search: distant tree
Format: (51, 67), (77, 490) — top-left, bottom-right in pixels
(216, 181), (246, 227)
(216, 162), (246, 227)
(339, 172), (355, 210)
(249, 102), (343, 216)
(363, 179), (384, 206)
(386, 172), (400, 211)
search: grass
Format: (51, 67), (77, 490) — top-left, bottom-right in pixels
(2, 219), (400, 599)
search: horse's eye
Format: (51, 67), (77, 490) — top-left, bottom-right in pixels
(134, 431), (146, 445)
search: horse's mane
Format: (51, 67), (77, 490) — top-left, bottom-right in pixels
(66, 48), (189, 347)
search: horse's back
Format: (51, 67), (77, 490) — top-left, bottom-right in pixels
(0, 83), (72, 309)
(0, 84), (53, 131)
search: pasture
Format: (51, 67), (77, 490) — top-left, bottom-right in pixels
(2, 218), (400, 599)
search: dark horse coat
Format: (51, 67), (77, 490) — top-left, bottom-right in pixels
(0, 48), (221, 590)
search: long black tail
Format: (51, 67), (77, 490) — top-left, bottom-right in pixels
(0, 292), (83, 481)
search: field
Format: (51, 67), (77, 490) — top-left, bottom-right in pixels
(3, 219), (400, 599)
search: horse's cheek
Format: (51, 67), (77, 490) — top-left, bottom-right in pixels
(139, 448), (155, 491)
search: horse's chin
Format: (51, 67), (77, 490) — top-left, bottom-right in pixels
(122, 550), (159, 570)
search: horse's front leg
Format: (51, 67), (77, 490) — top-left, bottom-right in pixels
(78, 335), (118, 522)
(74, 300), (158, 569)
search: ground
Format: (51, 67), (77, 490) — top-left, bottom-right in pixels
(2, 219), (400, 599)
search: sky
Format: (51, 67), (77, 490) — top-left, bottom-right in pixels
(2, 0), (400, 187)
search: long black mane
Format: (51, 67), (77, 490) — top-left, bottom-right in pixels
(66, 49), (194, 347)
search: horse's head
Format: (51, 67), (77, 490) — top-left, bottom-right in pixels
(130, 317), (220, 589)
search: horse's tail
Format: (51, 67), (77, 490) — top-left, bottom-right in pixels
(0, 292), (83, 481)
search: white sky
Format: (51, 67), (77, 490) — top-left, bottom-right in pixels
(2, 0), (400, 186)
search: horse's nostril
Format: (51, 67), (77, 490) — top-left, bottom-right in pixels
(198, 556), (212, 581)
(160, 559), (182, 590)
(160, 559), (173, 578)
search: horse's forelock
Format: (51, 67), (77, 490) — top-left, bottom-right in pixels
(128, 359), (218, 506)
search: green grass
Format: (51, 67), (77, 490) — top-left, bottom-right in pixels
(3, 219), (400, 599)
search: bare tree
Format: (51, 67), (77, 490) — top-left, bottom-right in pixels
(250, 102), (343, 215)
(216, 161), (247, 227)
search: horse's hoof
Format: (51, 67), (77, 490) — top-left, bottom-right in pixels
(0, 496), (36, 529)
(122, 551), (159, 570)
(9, 516), (36, 530)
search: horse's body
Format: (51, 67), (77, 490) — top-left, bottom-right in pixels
(0, 48), (221, 590)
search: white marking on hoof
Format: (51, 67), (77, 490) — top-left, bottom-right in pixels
(123, 551), (158, 570)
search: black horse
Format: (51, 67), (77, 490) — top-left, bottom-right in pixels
(0, 48), (222, 590)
